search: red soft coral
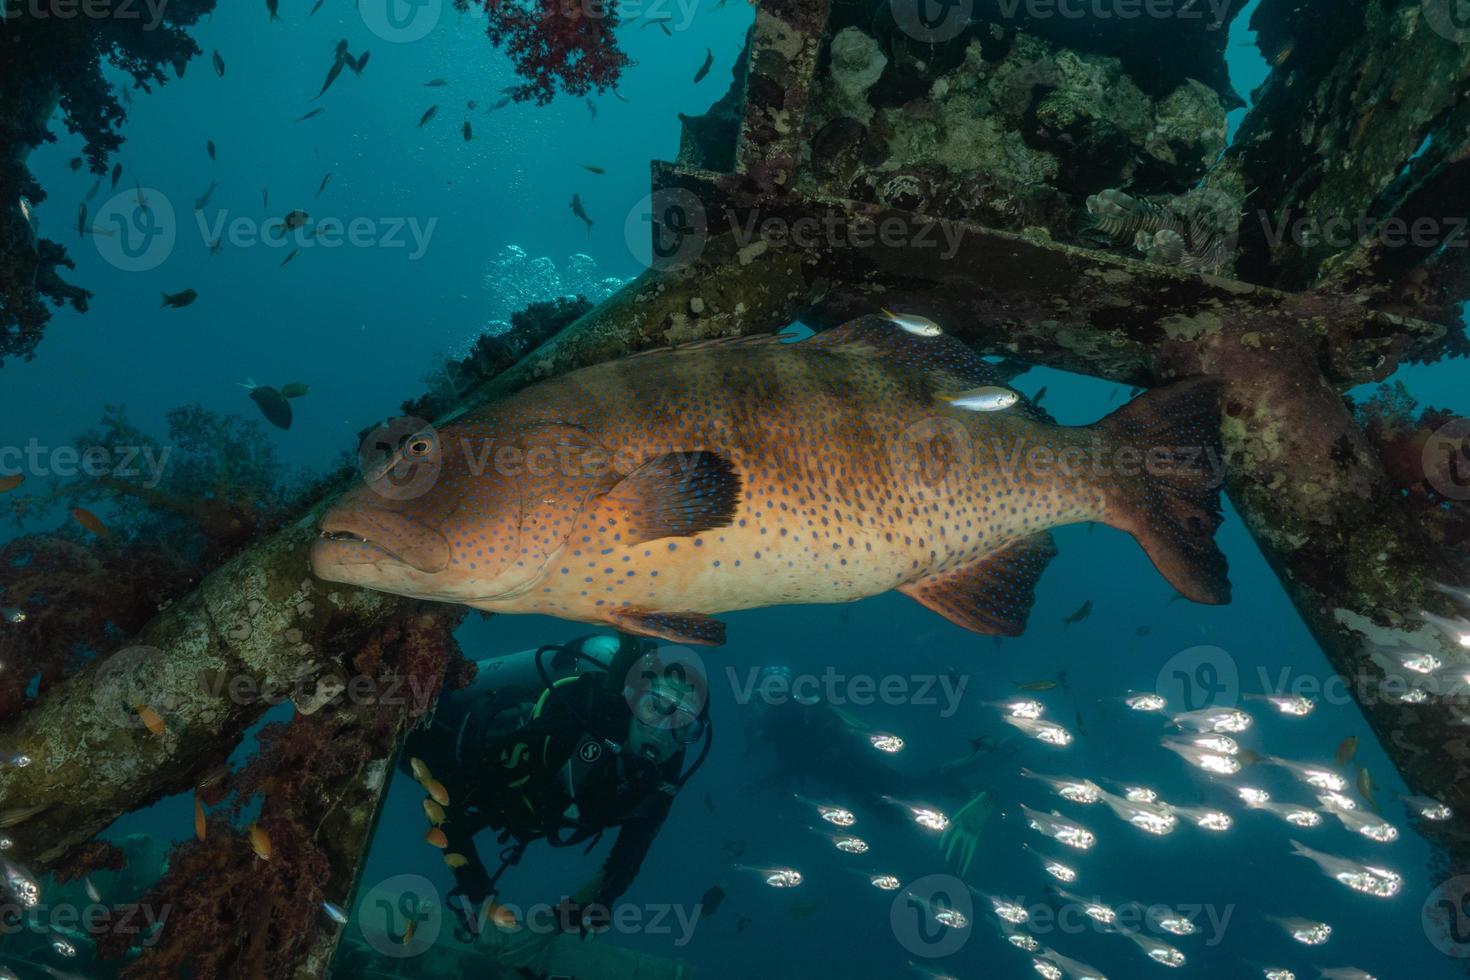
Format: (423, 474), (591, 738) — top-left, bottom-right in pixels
(456, 0), (631, 104)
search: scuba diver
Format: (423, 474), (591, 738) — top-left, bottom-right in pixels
(744, 665), (998, 877)
(401, 632), (712, 941)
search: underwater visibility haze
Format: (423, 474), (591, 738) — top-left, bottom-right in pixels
(3, 0), (1470, 978)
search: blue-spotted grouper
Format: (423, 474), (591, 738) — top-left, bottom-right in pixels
(310, 316), (1229, 645)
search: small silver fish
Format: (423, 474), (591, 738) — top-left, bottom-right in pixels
(84, 875), (101, 903)
(880, 308), (942, 337)
(1, 607), (24, 624)
(323, 900), (348, 924)
(942, 386), (1019, 412)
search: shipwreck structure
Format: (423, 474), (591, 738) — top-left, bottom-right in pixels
(2, 0), (1469, 974)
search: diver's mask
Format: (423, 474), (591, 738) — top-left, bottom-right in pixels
(627, 680), (707, 764)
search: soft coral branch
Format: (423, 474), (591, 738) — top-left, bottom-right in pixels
(456, 0), (631, 104)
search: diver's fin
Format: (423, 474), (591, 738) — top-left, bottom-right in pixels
(596, 451), (741, 545)
(1093, 376), (1231, 604)
(607, 608), (726, 646)
(898, 532), (1057, 635)
(807, 315), (1049, 419)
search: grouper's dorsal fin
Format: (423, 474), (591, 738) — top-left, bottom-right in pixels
(806, 315), (1004, 386)
(625, 332), (800, 359)
(807, 315), (1048, 421)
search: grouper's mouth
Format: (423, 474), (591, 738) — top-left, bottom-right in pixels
(312, 508), (452, 575)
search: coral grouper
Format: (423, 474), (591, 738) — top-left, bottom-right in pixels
(312, 316), (1230, 645)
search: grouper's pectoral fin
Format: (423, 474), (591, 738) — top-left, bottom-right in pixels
(586, 450), (742, 547)
(606, 608), (727, 646)
(898, 532), (1057, 636)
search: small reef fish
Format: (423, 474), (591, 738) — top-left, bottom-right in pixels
(1, 607), (24, 624)
(242, 380), (293, 430)
(207, 139), (217, 161)
(281, 383), (309, 398)
(586, 98), (597, 120)
(296, 108), (325, 123)
(424, 827), (448, 848)
(135, 704), (166, 736)
(323, 901), (348, 924)
(194, 795), (207, 841)
(418, 105), (439, 127)
(1060, 600), (1093, 627)
(111, 162), (122, 188)
(281, 248), (300, 268)
(425, 779), (450, 806)
(212, 50), (225, 77)
(315, 173), (332, 198)
(410, 757), (432, 783)
(941, 386), (1019, 412)
(71, 508), (111, 537)
(84, 876), (101, 903)
(266, 0), (279, 21)
(423, 798), (446, 825)
(444, 853), (468, 868)
(582, 164), (606, 174)
(571, 193), (594, 232)
(248, 823), (272, 860)
(194, 180), (220, 211)
(425, 78), (448, 87)
(77, 203), (87, 238)
(488, 96), (512, 112)
(694, 48), (714, 83)
(462, 120), (474, 141)
(0, 474), (22, 493)
(160, 289), (198, 309)
(879, 309), (942, 336)
(1335, 735), (1358, 765)
(311, 317), (1230, 645)
(483, 900), (518, 930)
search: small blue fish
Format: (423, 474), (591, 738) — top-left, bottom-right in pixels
(323, 901), (348, 924)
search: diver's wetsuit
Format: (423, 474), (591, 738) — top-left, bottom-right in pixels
(402, 638), (685, 914)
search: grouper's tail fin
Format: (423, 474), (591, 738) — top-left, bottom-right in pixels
(1096, 376), (1231, 605)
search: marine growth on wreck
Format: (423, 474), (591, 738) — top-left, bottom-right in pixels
(1, 1), (1469, 978)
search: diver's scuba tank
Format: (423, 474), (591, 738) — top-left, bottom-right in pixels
(460, 632), (627, 699)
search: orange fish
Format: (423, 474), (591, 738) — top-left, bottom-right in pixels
(135, 705), (166, 736)
(483, 899), (518, 930)
(311, 317), (1229, 646)
(71, 507), (111, 537)
(423, 798), (445, 825)
(424, 827), (448, 848)
(425, 779), (449, 806)
(0, 474), (22, 493)
(443, 852), (468, 868)
(400, 916), (417, 945)
(194, 795), (207, 841)
(248, 823), (272, 860)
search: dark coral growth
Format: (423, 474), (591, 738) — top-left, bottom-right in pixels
(0, 403), (317, 720)
(1354, 381), (1470, 551)
(99, 811), (332, 979)
(0, 0), (217, 364)
(0, 534), (187, 721)
(51, 838), (126, 885)
(402, 295), (593, 421)
(454, 0), (630, 105)
(347, 610), (473, 718)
